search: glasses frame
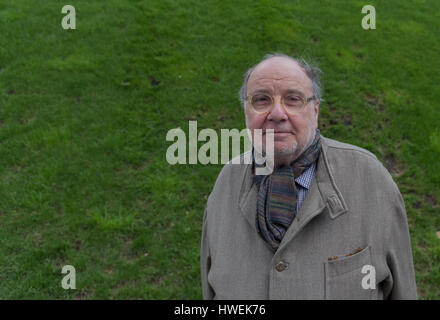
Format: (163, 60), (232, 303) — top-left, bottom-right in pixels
(246, 93), (316, 116)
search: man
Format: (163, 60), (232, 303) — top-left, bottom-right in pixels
(201, 53), (417, 299)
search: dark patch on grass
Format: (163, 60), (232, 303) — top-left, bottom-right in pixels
(426, 194), (439, 208)
(186, 112), (204, 121)
(342, 114), (353, 126)
(355, 52), (364, 60)
(149, 276), (162, 286)
(75, 289), (94, 300)
(149, 76), (161, 86)
(384, 154), (406, 177)
(73, 239), (81, 251)
(413, 201), (423, 210)
(377, 117), (390, 130)
(324, 100), (338, 114)
(366, 95), (379, 106)
(33, 233), (43, 248)
(217, 115), (234, 121)
(135, 159), (151, 171)
(366, 95), (384, 112)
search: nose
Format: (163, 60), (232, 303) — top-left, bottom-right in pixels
(267, 97), (288, 122)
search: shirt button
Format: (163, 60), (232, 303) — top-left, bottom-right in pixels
(275, 261), (288, 272)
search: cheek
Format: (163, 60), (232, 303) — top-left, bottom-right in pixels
(246, 113), (267, 144)
(287, 116), (306, 131)
(289, 109), (318, 131)
(246, 111), (266, 130)
(287, 115), (316, 144)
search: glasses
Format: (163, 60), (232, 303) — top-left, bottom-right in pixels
(247, 92), (316, 115)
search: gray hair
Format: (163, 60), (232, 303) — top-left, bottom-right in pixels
(238, 53), (323, 107)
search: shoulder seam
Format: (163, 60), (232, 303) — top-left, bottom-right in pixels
(327, 145), (378, 161)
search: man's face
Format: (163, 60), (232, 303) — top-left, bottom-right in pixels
(245, 57), (320, 166)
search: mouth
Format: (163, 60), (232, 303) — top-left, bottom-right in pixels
(262, 130), (293, 137)
(273, 132), (291, 137)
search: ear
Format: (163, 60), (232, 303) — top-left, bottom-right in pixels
(314, 100), (320, 121)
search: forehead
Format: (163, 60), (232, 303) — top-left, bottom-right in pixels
(247, 57), (312, 94)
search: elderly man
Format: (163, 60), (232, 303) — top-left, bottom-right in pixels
(200, 53), (417, 300)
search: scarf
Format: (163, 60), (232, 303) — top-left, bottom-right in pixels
(254, 129), (322, 252)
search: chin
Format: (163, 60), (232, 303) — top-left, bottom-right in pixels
(273, 143), (298, 160)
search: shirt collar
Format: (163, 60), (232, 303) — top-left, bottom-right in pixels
(295, 162), (316, 190)
(252, 152), (317, 189)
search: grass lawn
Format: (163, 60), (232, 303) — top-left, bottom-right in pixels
(0, 0), (439, 299)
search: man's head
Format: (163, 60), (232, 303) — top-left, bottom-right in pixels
(240, 54), (322, 167)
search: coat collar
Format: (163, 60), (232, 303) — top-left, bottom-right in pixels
(238, 134), (349, 234)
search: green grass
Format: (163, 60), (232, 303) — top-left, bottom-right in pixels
(0, 0), (439, 299)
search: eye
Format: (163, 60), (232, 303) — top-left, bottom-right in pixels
(285, 95), (303, 106)
(251, 94), (271, 105)
(286, 95), (300, 102)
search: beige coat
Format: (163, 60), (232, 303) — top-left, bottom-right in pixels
(201, 135), (417, 299)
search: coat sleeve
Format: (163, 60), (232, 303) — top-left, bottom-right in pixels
(201, 207), (215, 299)
(384, 186), (418, 300)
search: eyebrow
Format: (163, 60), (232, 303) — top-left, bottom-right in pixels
(250, 88), (272, 95)
(284, 89), (306, 96)
(250, 88), (306, 96)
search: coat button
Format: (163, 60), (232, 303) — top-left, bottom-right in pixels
(275, 261), (288, 272)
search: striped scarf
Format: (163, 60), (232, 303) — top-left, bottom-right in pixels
(254, 129), (321, 252)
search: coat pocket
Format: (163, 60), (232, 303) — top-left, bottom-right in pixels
(324, 246), (374, 300)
